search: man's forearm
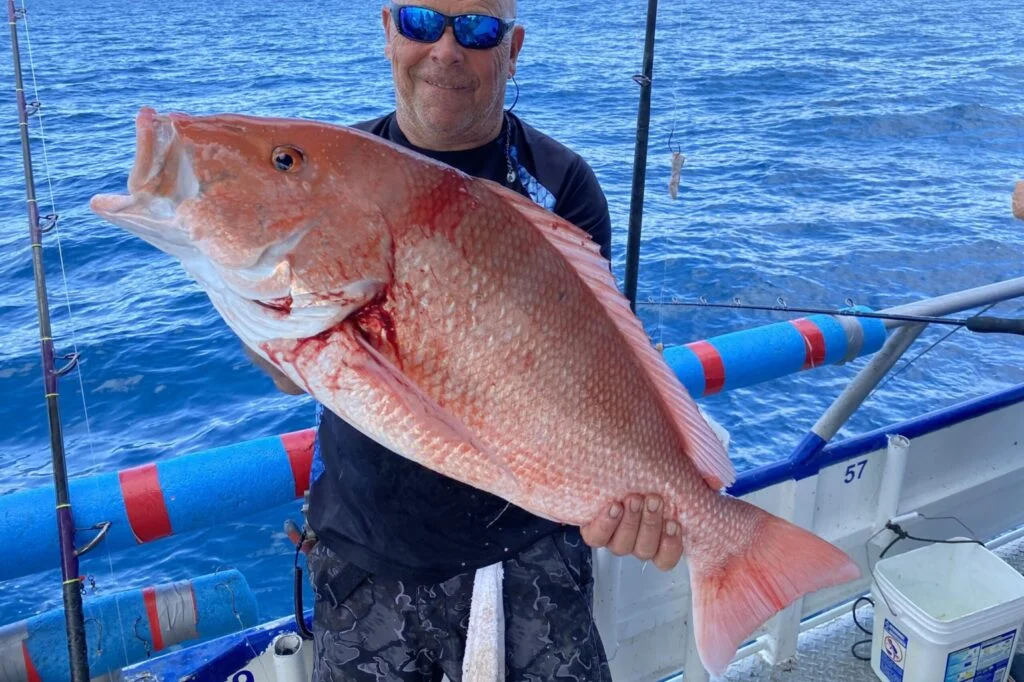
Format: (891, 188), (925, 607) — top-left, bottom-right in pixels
(243, 344), (306, 395)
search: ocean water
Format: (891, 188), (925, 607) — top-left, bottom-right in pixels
(1, 0), (1022, 633)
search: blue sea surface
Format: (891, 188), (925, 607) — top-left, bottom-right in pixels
(1, 0), (1022, 632)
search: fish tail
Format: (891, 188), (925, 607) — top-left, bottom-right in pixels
(685, 496), (860, 676)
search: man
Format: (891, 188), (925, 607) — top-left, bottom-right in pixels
(248, 1), (683, 679)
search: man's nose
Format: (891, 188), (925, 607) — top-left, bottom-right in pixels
(429, 26), (464, 65)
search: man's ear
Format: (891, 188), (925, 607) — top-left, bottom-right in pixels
(508, 25), (525, 76)
(382, 6), (394, 59)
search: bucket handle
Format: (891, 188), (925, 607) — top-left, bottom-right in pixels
(867, 509), (986, 622)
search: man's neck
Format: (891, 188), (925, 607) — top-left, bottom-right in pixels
(394, 109), (504, 152)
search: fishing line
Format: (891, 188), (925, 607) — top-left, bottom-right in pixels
(640, 296), (1024, 335)
(651, 2), (687, 352)
(18, 0), (131, 663)
(665, 3), (685, 201)
(642, 295), (1020, 395)
(652, 255), (669, 352)
(866, 302), (997, 401)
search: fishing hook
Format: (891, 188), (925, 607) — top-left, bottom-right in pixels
(667, 122), (685, 200)
(667, 120), (681, 155)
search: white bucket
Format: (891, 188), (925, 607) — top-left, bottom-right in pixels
(870, 539), (1024, 682)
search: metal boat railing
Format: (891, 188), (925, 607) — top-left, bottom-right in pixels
(732, 276), (1024, 497)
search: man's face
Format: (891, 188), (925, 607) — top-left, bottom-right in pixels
(382, 0), (525, 149)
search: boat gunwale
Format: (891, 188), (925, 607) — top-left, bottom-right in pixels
(729, 381), (1024, 497)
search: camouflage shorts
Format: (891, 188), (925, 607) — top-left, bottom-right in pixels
(307, 528), (612, 681)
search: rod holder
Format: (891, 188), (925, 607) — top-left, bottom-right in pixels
(271, 632), (309, 682)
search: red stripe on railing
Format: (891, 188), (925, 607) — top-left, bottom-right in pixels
(791, 318), (827, 369)
(142, 586), (166, 651)
(687, 341), (726, 395)
(23, 642), (41, 682)
(282, 429), (315, 498)
(119, 463), (173, 543)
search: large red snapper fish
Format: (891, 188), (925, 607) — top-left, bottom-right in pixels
(90, 106), (860, 676)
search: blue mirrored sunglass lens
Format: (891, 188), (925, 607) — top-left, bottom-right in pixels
(397, 7), (446, 42)
(453, 15), (503, 47)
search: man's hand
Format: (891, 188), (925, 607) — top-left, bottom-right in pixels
(242, 344), (306, 395)
(580, 494), (683, 571)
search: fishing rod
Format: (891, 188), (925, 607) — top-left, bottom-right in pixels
(7, 1), (92, 679)
(623, 0), (659, 313)
(641, 297), (1024, 335)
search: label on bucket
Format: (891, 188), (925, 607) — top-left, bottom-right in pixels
(880, 618), (908, 682)
(943, 628), (1016, 682)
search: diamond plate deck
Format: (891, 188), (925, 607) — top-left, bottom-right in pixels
(712, 532), (1024, 681)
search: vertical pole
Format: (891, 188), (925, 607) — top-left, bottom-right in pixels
(7, 1), (90, 679)
(623, 0), (659, 313)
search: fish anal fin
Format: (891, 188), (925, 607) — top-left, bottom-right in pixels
(491, 182), (735, 490)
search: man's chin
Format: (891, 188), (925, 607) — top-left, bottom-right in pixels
(414, 108), (478, 138)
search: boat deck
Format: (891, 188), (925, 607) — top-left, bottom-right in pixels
(706, 532), (1024, 682)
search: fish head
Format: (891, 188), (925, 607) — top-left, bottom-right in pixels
(90, 107), (392, 344)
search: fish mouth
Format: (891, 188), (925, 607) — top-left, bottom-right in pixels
(90, 106), (199, 256)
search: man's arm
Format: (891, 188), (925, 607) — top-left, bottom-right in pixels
(243, 344), (305, 395)
(553, 157), (612, 260)
(554, 157), (685, 572)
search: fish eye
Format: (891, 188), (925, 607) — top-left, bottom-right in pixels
(271, 145), (304, 173)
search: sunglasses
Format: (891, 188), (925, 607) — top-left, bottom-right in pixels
(388, 4), (516, 50)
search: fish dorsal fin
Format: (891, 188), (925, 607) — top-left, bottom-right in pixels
(492, 182), (736, 490)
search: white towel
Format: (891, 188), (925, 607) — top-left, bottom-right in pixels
(461, 561), (505, 682)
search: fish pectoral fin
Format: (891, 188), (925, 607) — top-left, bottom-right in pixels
(348, 326), (520, 493)
(492, 181), (736, 491)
